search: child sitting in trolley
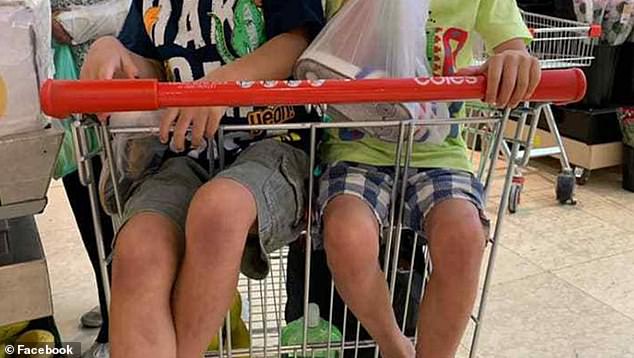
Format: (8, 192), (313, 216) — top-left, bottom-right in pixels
(316, 1), (541, 357)
(79, 0), (324, 357)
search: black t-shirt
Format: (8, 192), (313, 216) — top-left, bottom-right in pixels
(118, 0), (324, 163)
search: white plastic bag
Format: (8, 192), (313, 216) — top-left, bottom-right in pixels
(56, 0), (131, 45)
(0, 1), (51, 137)
(295, 0), (450, 144)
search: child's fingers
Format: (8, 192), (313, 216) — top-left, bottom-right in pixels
(485, 56), (504, 106)
(98, 64), (117, 81)
(160, 108), (179, 144)
(508, 57), (532, 108)
(120, 54), (140, 79)
(173, 110), (193, 152)
(79, 65), (95, 80)
(191, 114), (206, 148)
(81, 59), (114, 80)
(525, 58), (542, 100)
(205, 108), (222, 138)
(96, 113), (110, 123)
(497, 56), (519, 108)
(455, 65), (484, 76)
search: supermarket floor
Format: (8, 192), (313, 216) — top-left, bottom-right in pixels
(36, 159), (634, 357)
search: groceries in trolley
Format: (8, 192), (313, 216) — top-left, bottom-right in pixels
(0, 0), (51, 137)
(294, 0), (451, 144)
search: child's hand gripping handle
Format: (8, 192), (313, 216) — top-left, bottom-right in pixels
(41, 68), (586, 118)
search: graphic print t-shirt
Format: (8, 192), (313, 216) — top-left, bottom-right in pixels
(321, 0), (531, 171)
(118, 0), (324, 162)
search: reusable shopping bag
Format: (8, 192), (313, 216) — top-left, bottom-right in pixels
(295, 0), (451, 144)
(52, 42), (100, 179)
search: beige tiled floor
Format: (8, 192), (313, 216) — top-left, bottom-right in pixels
(36, 160), (634, 357)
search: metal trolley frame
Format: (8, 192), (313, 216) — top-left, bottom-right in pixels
(41, 69), (586, 357)
(469, 10), (602, 213)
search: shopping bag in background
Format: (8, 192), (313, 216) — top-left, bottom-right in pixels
(295, 0), (451, 144)
(52, 42), (100, 179)
(574, 0), (634, 45)
(601, 0), (634, 45)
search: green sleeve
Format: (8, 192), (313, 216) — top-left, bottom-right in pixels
(475, 0), (532, 51)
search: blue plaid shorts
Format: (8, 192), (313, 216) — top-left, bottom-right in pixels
(316, 161), (488, 247)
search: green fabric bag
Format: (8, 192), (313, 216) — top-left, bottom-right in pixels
(52, 42), (100, 179)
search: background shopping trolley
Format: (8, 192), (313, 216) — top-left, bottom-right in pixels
(41, 69), (586, 357)
(466, 10), (602, 213)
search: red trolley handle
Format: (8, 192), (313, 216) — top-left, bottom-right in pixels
(41, 68), (586, 119)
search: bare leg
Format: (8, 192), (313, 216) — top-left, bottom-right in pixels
(172, 178), (256, 358)
(324, 195), (414, 358)
(110, 213), (184, 358)
(416, 199), (486, 358)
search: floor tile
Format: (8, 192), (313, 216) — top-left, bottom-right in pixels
(578, 172), (634, 208)
(554, 249), (634, 320)
(50, 179), (63, 189)
(39, 227), (95, 295)
(502, 208), (634, 270)
(35, 185), (77, 233)
(479, 244), (544, 287)
(52, 288), (99, 346)
(578, 200), (634, 234)
(472, 273), (634, 358)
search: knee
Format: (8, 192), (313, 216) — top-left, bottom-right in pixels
(186, 179), (256, 249)
(427, 213), (485, 279)
(113, 214), (181, 289)
(323, 195), (379, 269)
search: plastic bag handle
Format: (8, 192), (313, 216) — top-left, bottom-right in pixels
(41, 68), (586, 119)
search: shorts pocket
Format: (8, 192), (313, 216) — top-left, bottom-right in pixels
(278, 151), (308, 227)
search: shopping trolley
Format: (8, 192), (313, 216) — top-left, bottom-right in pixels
(41, 68), (586, 357)
(467, 10), (602, 213)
